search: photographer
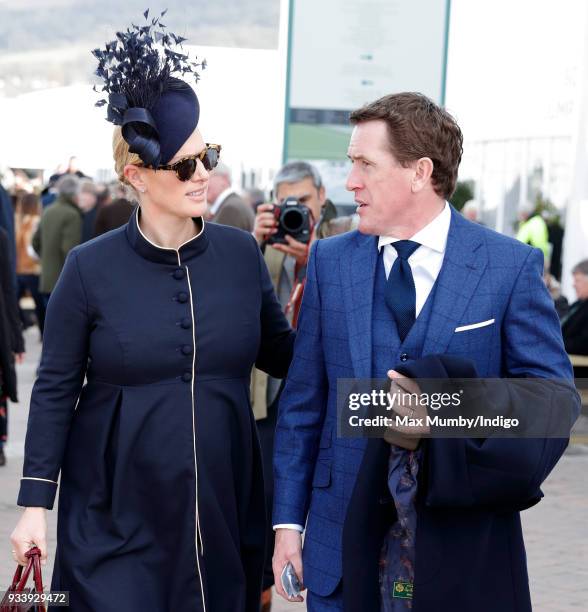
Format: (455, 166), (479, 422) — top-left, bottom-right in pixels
(252, 161), (355, 611)
(254, 161), (355, 302)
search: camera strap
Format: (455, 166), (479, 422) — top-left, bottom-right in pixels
(285, 246), (311, 328)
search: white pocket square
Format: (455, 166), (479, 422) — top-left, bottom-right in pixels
(454, 318), (495, 333)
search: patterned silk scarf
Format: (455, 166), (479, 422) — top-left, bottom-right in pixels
(379, 445), (422, 610)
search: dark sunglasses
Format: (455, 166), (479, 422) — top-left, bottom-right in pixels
(140, 144), (222, 181)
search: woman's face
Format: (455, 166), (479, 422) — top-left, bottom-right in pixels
(126, 127), (209, 219)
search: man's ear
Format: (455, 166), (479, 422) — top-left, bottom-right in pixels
(124, 165), (147, 193)
(411, 157), (434, 193)
(318, 186), (326, 205)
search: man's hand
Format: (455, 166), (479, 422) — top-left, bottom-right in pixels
(383, 369), (429, 450)
(253, 203), (278, 244)
(254, 203), (312, 266)
(271, 235), (310, 267)
(273, 528), (305, 603)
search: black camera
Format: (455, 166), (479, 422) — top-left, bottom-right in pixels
(266, 197), (313, 245)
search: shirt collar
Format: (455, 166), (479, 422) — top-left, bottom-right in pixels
(126, 206), (208, 265)
(210, 187), (235, 216)
(378, 201), (451, 253)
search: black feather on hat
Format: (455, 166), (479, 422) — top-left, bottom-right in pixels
(93, 9), (205, 167)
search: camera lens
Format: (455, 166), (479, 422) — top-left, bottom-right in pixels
(281, 208), (304, 232)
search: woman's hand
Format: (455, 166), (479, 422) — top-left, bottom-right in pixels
(10, 507), (48, 566)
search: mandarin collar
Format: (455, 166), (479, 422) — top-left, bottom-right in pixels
(126, 207), (209, 265)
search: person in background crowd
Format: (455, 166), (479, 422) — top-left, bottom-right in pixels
(0, 226), (25, 466)
(546, 214), (564, 281)
(95, 184), (111, 208)
(561, 259), (588, 356)
(15, 193), (45, 335)
(516, 202), (550, 259)
(40, 183), (58, 208)
(543, 261), (568, 319)
(206, 161), (255, 230)
(47, 156), (88, 185)
(244, 187), (266, 213)
(0, 174), (17, 288)
(252, 161), (356, 611)
(93, 197), (135, 237)
(78, 179), (100, 243)
(461, 199), (484, 224)
(33, 175), (83, 305)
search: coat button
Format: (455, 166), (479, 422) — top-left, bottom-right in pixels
(173, 268), (185, 280)
(182, 371), (192, 383)
(400, 353), (408, 362)
(180, 317), (191, 329)
(181, 344), (193, 355)
(177, 292), (189, 303)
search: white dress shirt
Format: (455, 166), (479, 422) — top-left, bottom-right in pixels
(274, 202), (452, 533)
(378, 201), (451, 314)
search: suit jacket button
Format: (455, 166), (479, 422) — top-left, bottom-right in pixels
(180, 317), (191, 329)
(182, 372), (192, 382)
(177, 292), (189, 303)
(400, 353), (408, 362)
(173, 268), (185, 280)
(181, 344), (193, 355)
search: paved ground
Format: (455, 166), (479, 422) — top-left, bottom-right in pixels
(1, 328), (586, 611)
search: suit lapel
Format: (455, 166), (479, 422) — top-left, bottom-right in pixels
(341, 232), (379, 379)
(422, 208), (488, 356)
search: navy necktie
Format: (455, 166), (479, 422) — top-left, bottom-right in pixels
(385, 240), (421, 341)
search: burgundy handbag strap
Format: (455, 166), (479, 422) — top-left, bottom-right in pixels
(8, 564), (23, 591)
(10, 547), (45, 612)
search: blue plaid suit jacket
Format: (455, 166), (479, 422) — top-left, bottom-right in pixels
(273, 207), (579, 603)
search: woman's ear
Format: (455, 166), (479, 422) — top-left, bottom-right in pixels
(123, 165), (147, 193)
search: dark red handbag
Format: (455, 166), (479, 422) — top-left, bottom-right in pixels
(0, 547), (46, 612)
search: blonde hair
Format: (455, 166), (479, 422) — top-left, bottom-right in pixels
(112, 127), (142, 185)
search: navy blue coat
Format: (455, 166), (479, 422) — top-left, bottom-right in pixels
(273, 208), (580, 610)
(18, 211), (294, 612)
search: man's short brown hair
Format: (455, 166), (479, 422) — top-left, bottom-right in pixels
(349, 92), (463, 199)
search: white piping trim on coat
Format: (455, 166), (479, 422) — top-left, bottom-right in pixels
(21, 477), (58, 484)
(178, 249), (207, 612)
(135, 207), (205, 252)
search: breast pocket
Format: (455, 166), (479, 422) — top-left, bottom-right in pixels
(449, 317), (497, 353)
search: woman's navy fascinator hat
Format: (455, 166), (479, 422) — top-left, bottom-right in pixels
(93, 9), (205, 167)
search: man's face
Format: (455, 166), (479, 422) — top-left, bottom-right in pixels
(573, 272), (588, 300)
(206, 171), (229, 205)
(275, 177), (325, 223)
(78, 191), (97, 211)
(345, 119), (415, 236)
